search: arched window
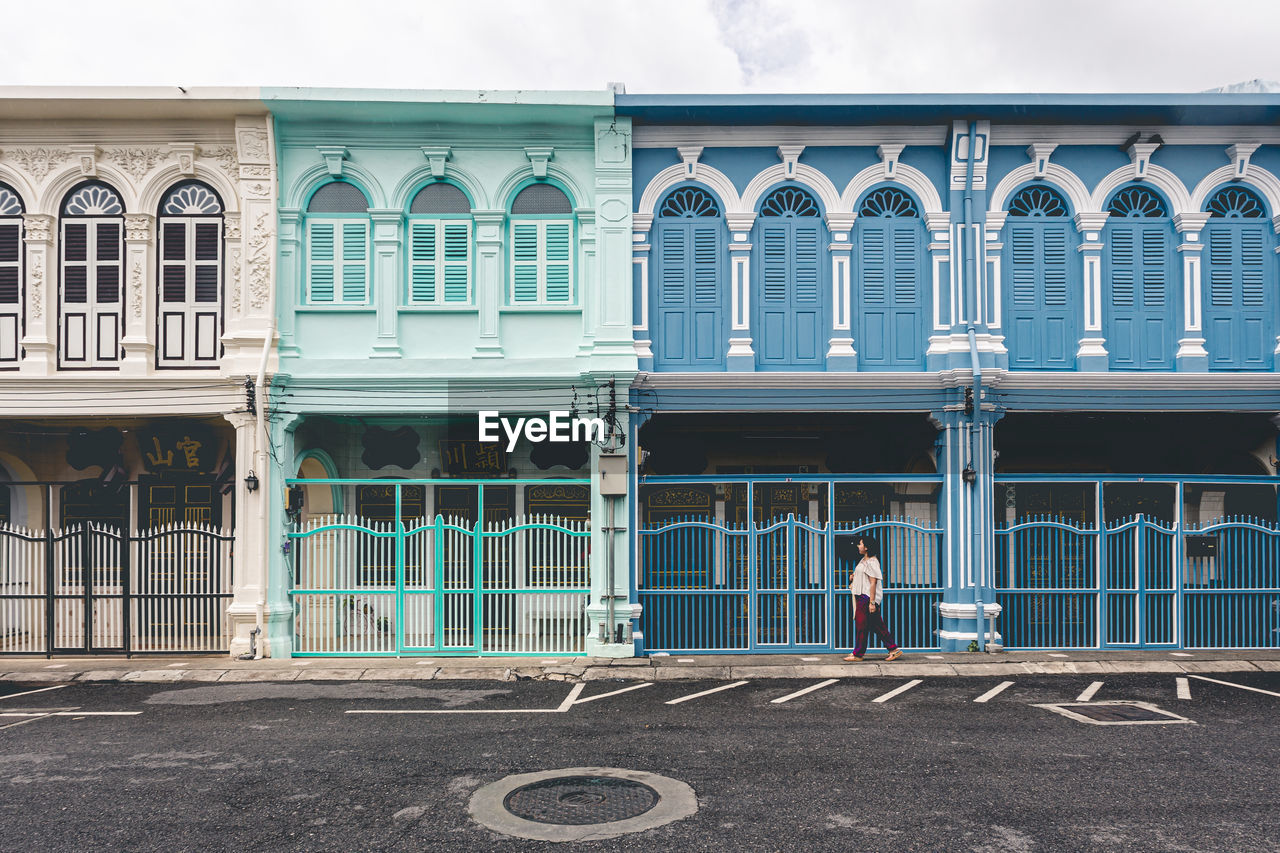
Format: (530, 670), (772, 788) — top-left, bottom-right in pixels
(305, 181), (370, 305)
(0, 183), (23, 366)
(854, 187), (926, 369)
(60, 181), (124, 368)
(653, 187), (725, 369)
(1004, 185), (1077, 369)
(509, 183), (573, 305)
(1103, 186), (1175, 369)
(1203, 186), (1274, 369)
(407, 182), (472, 306)
(753, 186), (825, 369)
(157, 181), (223, 367)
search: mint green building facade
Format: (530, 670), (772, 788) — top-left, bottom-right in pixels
(265, 90), (636, 657)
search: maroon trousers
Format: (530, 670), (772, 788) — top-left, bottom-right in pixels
(853, 593), (899, 657)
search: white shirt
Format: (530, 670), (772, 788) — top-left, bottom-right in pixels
(850, 556), (883, 604)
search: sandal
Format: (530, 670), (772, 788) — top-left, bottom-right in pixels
(885, 649), (903, 662)
(843, 654), (864, 662)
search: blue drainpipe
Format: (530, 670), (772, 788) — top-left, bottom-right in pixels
(962, 121), (986, 651)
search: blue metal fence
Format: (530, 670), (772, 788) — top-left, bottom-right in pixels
(994, 477), (1280, 649)
(637, 477), (943, 653)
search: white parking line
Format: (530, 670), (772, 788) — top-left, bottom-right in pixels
(665, 681), (749, 705)
(346, 683), (586, 715)
(0, 711), (142, 717)
(1076, 681), (1104, 702)
(973, 681), (1015, 703)
(1188, 675), (1280, 699)
(872, 679), (922, 703)
(1, 685), (68, 701)
(555, 683), (586, 711)
(573, 683), (653, 705)
(771, 679), (838, 704)
(1176, 677), (1192, 700)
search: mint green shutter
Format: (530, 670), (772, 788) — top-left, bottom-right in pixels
(443, 222), (470, 303)
(341, 223), (367, 302)
(308, 222), (335, 302)
(544, 221), (571, 302)
(511, 222), (539, 303)
(410, 222), (437, 302)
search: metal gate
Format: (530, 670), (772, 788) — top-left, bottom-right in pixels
(288, 479), (591, 657)
(637, 477), (943, 653)
(995, 476), (1280, 649)
(0, 521), (234, 655)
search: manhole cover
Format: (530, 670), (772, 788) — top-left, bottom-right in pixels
(1034, 701), (1194, 726)
(470, 767), (697, 842)
(503, 775), (659, 825)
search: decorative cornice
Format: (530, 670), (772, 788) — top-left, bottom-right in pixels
(103, 145), (162, 181)
(633, 125), (948, 148)
(1, 147), (70, 181)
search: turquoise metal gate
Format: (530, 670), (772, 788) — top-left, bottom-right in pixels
(994, 476), (1280, 649)
(288, 479), (591, 657)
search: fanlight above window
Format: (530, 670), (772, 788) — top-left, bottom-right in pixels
(1206, 186), (1265, 218)
(161, 183), (223, 215)
(511, 183), (572, 214)
(1008, 186), (1068, 217)
(760, 187), (819, 217)
(307, 182), (370, 213)
(411, 182), (471, 214)
(659, 187), (720, 218)
(64, 183), (123, 216)
(1106, 186), (1167, 218)
(858, 188), (918, 218)
(0, 186), (22, 216)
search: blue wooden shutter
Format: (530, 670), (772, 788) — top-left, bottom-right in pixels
(859, 225), (887, 363)
(409, 221), (436, 303)
(341, 222), (368, 302)
(1205, 222), (1272, 368)
(442, 221), (470, 303)
(889, 221), (920, 364)
(1140, 227), (1166, 310)
(657, 225), (688, 363)
(511, 222), (539, 303)
(308, 221), (335, 303)
(544, 221), (571, 303)
(759, 225), (788, 362)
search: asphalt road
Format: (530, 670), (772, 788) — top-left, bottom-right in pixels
(1, 673), (1278, 852)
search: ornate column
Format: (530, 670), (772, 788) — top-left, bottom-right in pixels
(275, 210), (301, 359)
(726, 212), (756, 371)
(224, 410), (264, 657)
(584, 421), (632, 658)
(227, 116), (276, 371)
(18, 213), (55, 375)
(576, 207), (597, 356)
(630, 213), (653, 370)
(1174, 212), (1211, 371)
(825, 213), (856, 369)
(983, 210), (1009, 370)
(472, 210), (505, 358)
(121, 213), (155, 375)
(924, 212), (957, 371)
(369, 209), (404, 358)
(589, 116), (637, 365)
(1074, 212), (1110, 371)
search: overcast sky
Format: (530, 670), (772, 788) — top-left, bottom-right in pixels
(3, 0), (1278, 93)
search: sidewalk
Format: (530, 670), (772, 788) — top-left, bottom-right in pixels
(4, 650), (1279, 684)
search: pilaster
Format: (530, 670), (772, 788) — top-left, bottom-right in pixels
(472, 210), (505, 358)
(263, 411), (304, 657)
(224, 410), (264, 657)
(589, 116), (637, 365)
(233, 115), (276, 336)
(726, 214), (755, 371)
(825, 213), (856, 368)
(18, 213), (55, 375)
(583, 426), (633, 658)
(369, 209), (404, 358)
(120, 213), (155, 375)
(275, 210), (301, 359)
(1174, 212), (1211, 371)
(631, 231), (653, 370)
(1074, 212), (1110, 371)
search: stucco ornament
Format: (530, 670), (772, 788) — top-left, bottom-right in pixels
(22, 214), (54, 244)
(246, 210), (271, 309)
(3, 147), (70, 181)
(106, 146), (167, 181)
(124, 214), (153, 242)
(203, 146), (239, 177)
(229, 247), (243, 312)
(29, 254), (43, 319)
(238, 130), (269, 163)
(130, 258), (144, 318)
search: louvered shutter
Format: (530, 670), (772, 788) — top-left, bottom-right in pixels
(862, 227), (886, 306)
(161, 220), (187, 302)
(511, 222), (539, 303)
(1140, 227), (1166, 308)
(891, 223), (918, 306)
(1010, 226), (1036, 305)
(1240, 226), (1265, 308)
(1042, 226), (1068, 307)
(0, 223), (18, 305)
(1109, 226), (1135, 307)
(410, 221), (437, 303)
(692, 226), (718, 305)
(1204, 221), (1273, 369)
(544, 221), (571, 303)
(308, 222), (336, 303)
(658, 226), (687, 305)
(341, 222), (367, 302)
(442, 221), (470, 303)
(794, 225), (820, 305)
(761, 226), (787, 305)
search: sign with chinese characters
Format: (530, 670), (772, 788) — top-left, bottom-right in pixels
(439, 439), (507, 477)
(137, 422), (217, 474)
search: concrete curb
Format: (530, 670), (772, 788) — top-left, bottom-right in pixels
(2, 655), (1278, 684)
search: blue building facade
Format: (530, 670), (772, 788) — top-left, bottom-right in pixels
(622, 96), (1280, 654)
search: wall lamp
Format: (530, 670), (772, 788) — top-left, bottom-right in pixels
(244, 470), (259, 492)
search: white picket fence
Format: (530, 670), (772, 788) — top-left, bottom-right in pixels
(292, 513), (590, 656)
(0, 521), (234, 654)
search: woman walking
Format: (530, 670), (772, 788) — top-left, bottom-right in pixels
(843, 535), (903, 662)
